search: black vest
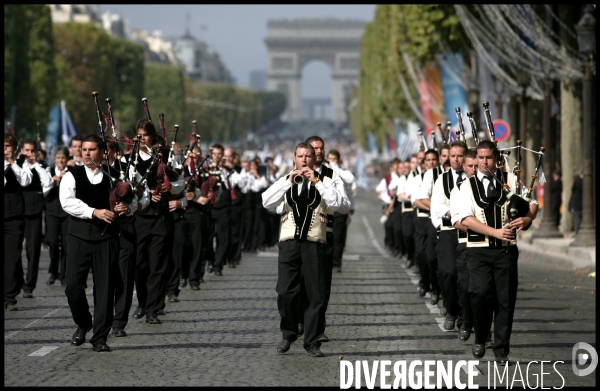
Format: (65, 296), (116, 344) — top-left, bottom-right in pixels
(182, 166), (206, 215)
(4, 166), (24, 219)
(22, 168), (45, 216)
(68, 165), (119, 240)
(466, 172), (510, 247)
(45, 166), (69, 218)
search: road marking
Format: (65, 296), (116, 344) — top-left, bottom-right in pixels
(426, 303), (441, 314)
(361, 216), (387, 257)
(257, 252), (278, 258)
(4, 308), (61, 340)
(29, 346), (59, 357)
(343, 254), (361, 261)
(410, 277), (420, 285)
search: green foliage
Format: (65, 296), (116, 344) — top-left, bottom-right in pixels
(144, 63), (186, 136)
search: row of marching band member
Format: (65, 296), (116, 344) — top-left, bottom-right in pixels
(377, 111), (542, 363)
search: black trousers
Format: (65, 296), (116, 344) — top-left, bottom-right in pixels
(332, 212), (348, 268)
(202, 211), (215, 272)
(22, 213), (43, 292)
(456, 243), (472, 329)
(252, 203), (268, 252)
(425, 220), (440, 294)
(5, 217), (25, 306)
(414, 215), (431, 290)
(135, 215), (173, 315)
(211, 207), (231, 271)
(268, 212), (281, 247)
(384, 209), (395, 250)
(64, 234), (119, 345)
(437, 230), (460, 318)
(46, 214), (69, 281)
(230, 204), (243, 264)
(467, 246), (519, 356)
(277, 240), (328, 349)
(185, 211), (205, 284)
(242, 206), (255, 252)
(391, 206), (404, 255)
(166, 216), (187, 297)
(113, 219), (137, 329)
(401, 211), (415, 263)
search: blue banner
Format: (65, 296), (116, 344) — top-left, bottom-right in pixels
(61, 100), (79, 146)
(440, 52), (468, 131)
(367, 133), (378, 155)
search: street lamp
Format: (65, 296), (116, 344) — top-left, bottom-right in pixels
(571, 4), (596, 247)
(516, 71), (531, 173)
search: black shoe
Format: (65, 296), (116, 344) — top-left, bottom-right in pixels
(305, 344), (324, 357)
(228, 263), (235, 268)
(71, 324), (93, 346)
(276, 339), (293, 354)
(5, 303), (18, 311)
(146, 313), (162, 324)
(298, 323), (304, 337)
(132, 307), (145, 319)
(156, 309), (166, 316)
(46, 274), (57, 285)
(179, 278), (187, 288)
(92, 341), (111, 352)
(406, 259), (414, 269)
(318, 333), (329, 343)
(443, 314), (457, 331)
(439, 307), (447, 316)
(494, 354), (510, 365)
(430, 291), (440, 305)
(214, 270), (223, 276)
(112, 328), (127, 337)
(190, 284), (200, 291)
(333, 267), (341, 273)
(416, 287), (426, 297)
(207, 265), (214, 274)
(22, 290), (33, 299)
(458, 325), (472, 342)
(472, 343), (486, 359)
(168, 294), (180, 302)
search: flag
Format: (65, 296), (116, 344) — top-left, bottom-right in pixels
(261, 142), (269, 161)
(387, 134), (396, 154)
(353, 149), (370, 190)
(367, 133), (377, 155)
(61, 100), (79, 146)
(440, 52), (469, 139)
(273, 153), (282, 167)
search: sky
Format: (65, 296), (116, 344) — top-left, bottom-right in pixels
(98, 5), (376, 98)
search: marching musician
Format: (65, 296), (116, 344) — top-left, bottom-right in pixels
(396, 155), (419, 268)
(387, 157), (408, 260)
(18, 139), (54, 299)
(4, 132), (33, 312)
(412, 149), (442, 303)
(59, 134), (135, 352)
(429, 141), (468, 331)
(67, 135), (84, 167)
(129, 119), (184, 325)
(450, 148), (478, 342)
(45, 146), (71, 286)
(456, 140), (538, 364)
(262, 141), (350, 357)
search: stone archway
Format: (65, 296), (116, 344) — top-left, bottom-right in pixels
(264, 18), (364, 123)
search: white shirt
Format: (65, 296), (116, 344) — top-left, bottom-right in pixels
(26, 161), (54, 196)
(4, 160), (33, 187)
(415, 168), (445, 201)
(327, 162), (355, 186)
(263, 173), (351, 215)
(376, 178), (393, 205)
(430, 168), (463, 229)
(59, 165), (138, 220)
(409, 174), (423, 207)
(250, 175), (269, 193)
(122, 149), (185, 195)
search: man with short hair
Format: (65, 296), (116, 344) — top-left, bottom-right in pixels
(262, 142), (350, 357)
(60, 134), (134, 352)
(430, 141), (467, 330)
(67, 135), (83, 166)
(457, 140), (538, 363)
(397, 155), (420, 268)
(4, 133), (33, 311)
(18, 139), (54, 298)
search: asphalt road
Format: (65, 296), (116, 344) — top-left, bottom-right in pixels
(4, 186), (596, 387)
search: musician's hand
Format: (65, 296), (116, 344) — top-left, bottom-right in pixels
(494, 227), (515, 241)
(349, 209), (355, 215)
(93, 209), (115, 224)
(114, 202), (128, 216)
(301, 167), (316, 182)
(289, 170), (303, 183)
(509, 216), (532, 233)
(186, 191), (195, 201)
(151, 193), (161, 203)
(197, 196), (209, 205)
(169, 200), (182, 212)
(161, 183), (167, 193)
(52, 175), (62, 182)
(66, 159), (75, 167)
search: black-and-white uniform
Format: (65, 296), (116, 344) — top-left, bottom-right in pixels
(4, 159), (32, 309)
(45, 165), (71, 284)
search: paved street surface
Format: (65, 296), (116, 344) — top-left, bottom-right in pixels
(4, 187), (596, 387)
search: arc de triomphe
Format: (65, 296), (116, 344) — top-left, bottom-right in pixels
(264, 18), (365, 123)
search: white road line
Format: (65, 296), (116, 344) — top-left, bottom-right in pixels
(361, 216), (388, 257)
(5, 308), (61, 340)
(29, 346), (59, 357)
